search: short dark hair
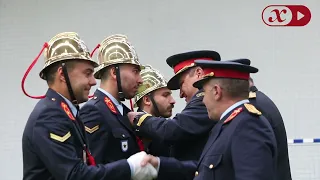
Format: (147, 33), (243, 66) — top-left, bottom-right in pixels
(136, 92), (155, 109)
(100, 66), (113, 82)
(100, 64), (141, 82)
(43, 60), (77, 85)
(215, 78), (249, 99)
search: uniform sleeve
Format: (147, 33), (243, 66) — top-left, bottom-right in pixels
(79, 103), (109, 164)
(231, 116), (276, 180)
(134, 98), (214, 144)
(157, 157), (196, 180)
(33, 110), (131, 180)
(147, 140), (171, 157)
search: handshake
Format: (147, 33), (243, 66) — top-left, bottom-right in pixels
(127, 151), (160, 180)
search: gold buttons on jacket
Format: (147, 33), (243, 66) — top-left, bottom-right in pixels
(195, 171), (199, 176)
(209, 164), (214, 169)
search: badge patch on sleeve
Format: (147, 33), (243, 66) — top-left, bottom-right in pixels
(121, 140), (128, 152)
(85, 125), (99, 134)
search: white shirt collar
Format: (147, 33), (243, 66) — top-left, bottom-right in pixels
(57, 93), (78, 117)
(98, 88), (123, 115)
(220, 99), (249, 120)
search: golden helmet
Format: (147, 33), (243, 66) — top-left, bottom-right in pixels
(39, 32), (98, 80)
(94, 34), (142, 79)
(133, 65), (168, 107)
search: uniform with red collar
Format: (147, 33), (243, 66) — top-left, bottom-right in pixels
(80, 88), (142, 164)
(192, 60), (277, 180)
(22, 32), (132, 180)
(146, 60), (278, 180)
(133, 51), (221, 162)
(133, 65), (174, 157)
(79, 34), (143, 166)
(23, 89), (131, 180)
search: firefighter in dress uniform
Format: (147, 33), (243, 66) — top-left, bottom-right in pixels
(79, 34), (147, 165)
(21, 32), (158, 180)
(191, 60), (277, 180)
(133, 64), (175, 157)
(135, 59), (279, 180)
(128, 50), (221, 161)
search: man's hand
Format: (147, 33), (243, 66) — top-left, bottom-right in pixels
(141, 154), (159, 170)
(127, 151), (158, 180)
(127, 112), (144, 125)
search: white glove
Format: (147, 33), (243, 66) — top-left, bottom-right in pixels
(127, 151), (158, 180)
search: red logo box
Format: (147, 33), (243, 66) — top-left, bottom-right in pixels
(262, 5), (311, 26)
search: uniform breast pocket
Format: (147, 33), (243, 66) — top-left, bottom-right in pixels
(112, 129), (131, 153)
(198, 154), (223, 180)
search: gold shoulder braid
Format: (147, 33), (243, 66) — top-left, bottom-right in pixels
(249, 91), (256, 99)
(196, 92), (205, 97)
(244, 103), (261, 115)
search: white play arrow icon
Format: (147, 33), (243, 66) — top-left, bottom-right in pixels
(297, 11), (304, 20)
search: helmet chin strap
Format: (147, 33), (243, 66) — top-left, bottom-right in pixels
(61, 63), (95, 164)
(115, 65), (125, 101)
(61, 63), (79, 109)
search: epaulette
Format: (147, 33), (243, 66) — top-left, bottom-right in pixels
(244, 103), (261, 115)
(224, 107), (243, 124)
(86, 96), (100, 106)
(196, 92), (204, 97)
(249, 91), (256, 99)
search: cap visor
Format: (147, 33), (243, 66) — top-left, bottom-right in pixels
(193, 78), (210, 89)
(167, 74), (181, 90)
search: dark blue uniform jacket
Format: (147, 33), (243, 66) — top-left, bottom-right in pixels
(79, 89), (141, 164)
(194, 102), (277, 180)
(156, 101), (278, 180)
(134, 90), (217, 161)
(137, 108), (172, 157)
(22, 88), (131, 180)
